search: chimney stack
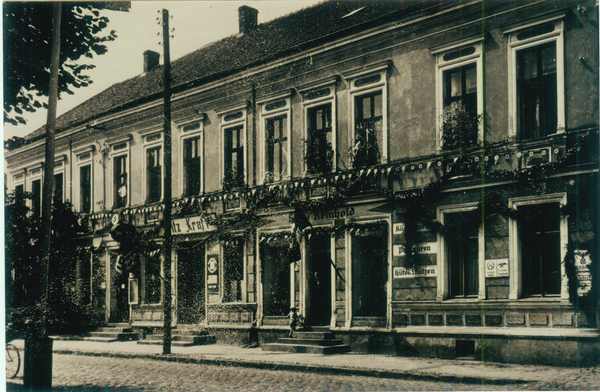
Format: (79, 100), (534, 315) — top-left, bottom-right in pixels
(143, 50), (160, 74)
(239, 6), (258, 35)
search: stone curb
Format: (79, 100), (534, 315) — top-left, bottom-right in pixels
(53, 349), (528, 386)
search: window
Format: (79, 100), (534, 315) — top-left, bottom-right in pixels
(114, 155), (128, 208)
(508, 193), (568, 300)
(179, 120), (203, 197)
(306, 104), (333, 174)
(343, 62), (390, 168)
(224, 125), (244, 189)
(445, 211), (479, 298)
(54, 173), (63, 204)
(223, 239), (244, 303)
(14, 184), (24, 206)
(517, 42), (557, 139)
(31, 179), (41, 217)
(506, 17), (565, 139)
(80, 165), (92, 213)
(144, 251), (161, 304)
(146, 146), (162, 203)
(259, 96), (291, 183)
(350, 223), (388, 318)
(433, 39), (483, 150)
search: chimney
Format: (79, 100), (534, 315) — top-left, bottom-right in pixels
(239, 5), (258, 35)
(143, 50), (160, 74)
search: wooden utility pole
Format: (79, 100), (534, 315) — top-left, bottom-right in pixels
(24, 2), (61, 390)
(162, 8), (173, 356)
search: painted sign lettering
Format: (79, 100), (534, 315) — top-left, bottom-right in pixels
(171, 215), (216, 235)
(393, 266), (438, 278)
(393, 242), (438, 257)
(392, 222), (429, 235)
(312, 207), (355, 221)
(575, 251), (592, 296)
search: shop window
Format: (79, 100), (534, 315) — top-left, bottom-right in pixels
(223, 239), (244, 303)
(80, 165), (92, 213)
(31, 178), (41, 217)
(114, 155), (128, 208)
(518, 204), (561, 297)
(145, 252), (161, 304)
(261, 238), (291, 316)
(351, 224), (387, 317)
(506, 17), (565, 139)
(146, 146), (162, 203)
(508, 193), (568, 300)
(445, 211), (479, 298)
(53, 173), (63, 204)
(224, 125), (244, 190)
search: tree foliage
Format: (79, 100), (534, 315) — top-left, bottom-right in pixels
(3, 2), (118, 125)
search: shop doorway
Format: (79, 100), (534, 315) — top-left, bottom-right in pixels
(177, 244), (205, 324)
(305, 233), (332, 326)
(109, 258), (129, 323)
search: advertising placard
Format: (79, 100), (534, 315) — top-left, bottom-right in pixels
(393, 266), (437, 278)
(207, 255), (219, 293)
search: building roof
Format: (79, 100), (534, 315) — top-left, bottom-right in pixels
(23, 0), (428, 143)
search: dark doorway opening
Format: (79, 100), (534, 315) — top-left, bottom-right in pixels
(262, 241), (290, 316)
(177, 244), (205, 324)
(305, 233), (332, 326)
(111, 270), (129, 323)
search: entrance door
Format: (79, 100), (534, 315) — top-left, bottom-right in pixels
(109, 256), (129, 323)
(305, 233), (332, 326)
(177, 244), (205, 324)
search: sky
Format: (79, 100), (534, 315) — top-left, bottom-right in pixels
(3, 1), (322, 141)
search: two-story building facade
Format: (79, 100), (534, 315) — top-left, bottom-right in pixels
(5, 0), (599, 365)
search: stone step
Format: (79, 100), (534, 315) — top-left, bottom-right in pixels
(137, 335), (216, 346)
(96, 327), (134, 333)
(261, 343), (351, 355)
(277, 338), (345, 346)
(80, 336), (120, 343)
(144, 334), (214, 344)
(87, 331), (138, 341)
(290, 331), (336, 340)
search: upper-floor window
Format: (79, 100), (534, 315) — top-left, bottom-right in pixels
(259, 95), (291, 183)
(506, 16), (565, 140)
(343, 62), (390, 168)
(180, 121), (203, 197)
(108, 135), (132, 209)
(146, 146), (162, 203)
(28, 164), (43, 217)
(219, 107), (247, 190)
(75, 146), (94, 214)
(54, 173), (63, 204)
(298, 78), (338, 175)
(433, 39), (483, 151)
(11, 170), (25, 206)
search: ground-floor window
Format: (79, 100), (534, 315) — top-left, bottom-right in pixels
(518, 203), (561, 297)
(351, 224), (388, 317)
(224, 239), (244, 303)
(261, 238), (291, 316)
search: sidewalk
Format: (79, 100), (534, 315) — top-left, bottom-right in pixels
(7, 338), (600, 387)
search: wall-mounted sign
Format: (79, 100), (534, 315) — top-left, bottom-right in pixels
(393, 242), (437, 257)
(171, 215), (216, 235)
(392, 222), (429, 235)
(207, 255), (219, 292)
(575, 251), (592, 296)
(393, 266), (437, 279)
(128, 278), (139, 305)
(485, 259), (509, 278)
(312, 207), (355, 221)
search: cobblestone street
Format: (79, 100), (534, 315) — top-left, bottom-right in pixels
(6, 353), (600, 391)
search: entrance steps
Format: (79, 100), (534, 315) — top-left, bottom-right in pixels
(262, 329), (351, 355)
(137, 328), (216, 347)
(51, 323), (139, 342)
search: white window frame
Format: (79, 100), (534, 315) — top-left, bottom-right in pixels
(28, 162), (43, 216)
(74, 146), (95, 214)
(505, 15), (565, 139)
(108, 134), (132, 209)
(178, 118), (204, 197)
(11, 168), (26, 202)
(432, 38), (484, 151)
(140, 128), (164, 204)
(342, 61), (391, 165)
(298, 77), (338, 175)
(508, 193), (568, 301)
(53, 155), (66, 204)
(437, 203), (485, 301)
(218, 106), (248, 190)
(257, 93), (292, 184)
